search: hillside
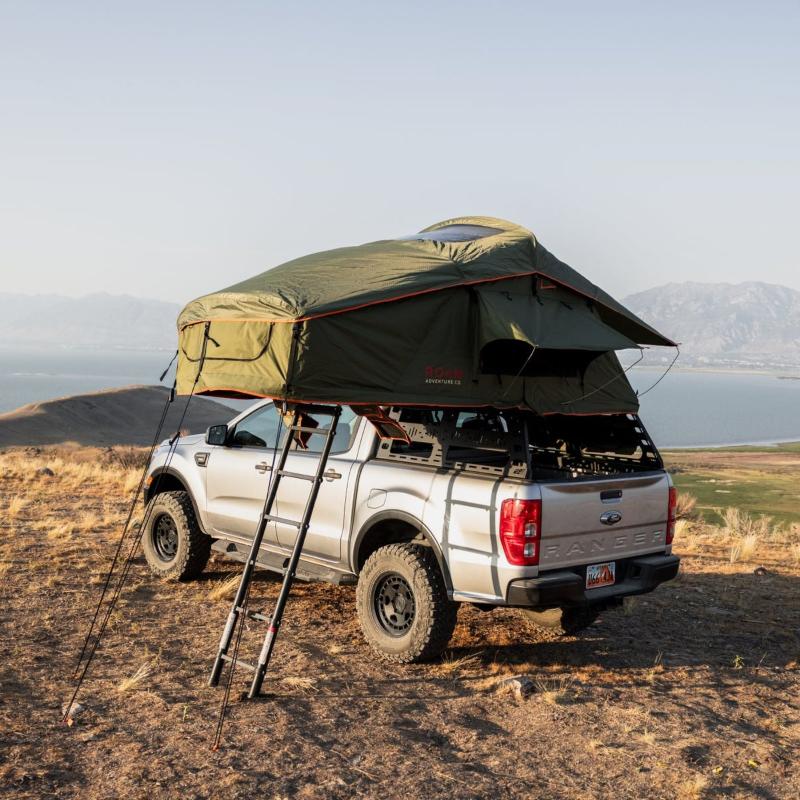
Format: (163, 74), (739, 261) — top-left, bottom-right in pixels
(624, 281), (800, 369)
(0, 293), (180, 350)
(1, 446), (798, 798)
(0, 385), (235, 447)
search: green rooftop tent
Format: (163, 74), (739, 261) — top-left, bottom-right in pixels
(175, 217), (674, 415)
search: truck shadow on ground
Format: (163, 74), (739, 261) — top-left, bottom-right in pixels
(447, 569), (799, 673)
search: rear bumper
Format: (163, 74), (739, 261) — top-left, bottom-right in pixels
(505, 553), (680, 609)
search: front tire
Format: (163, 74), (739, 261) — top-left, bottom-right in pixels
(356, 543), (458, 663)
(141, 490), (211, 581)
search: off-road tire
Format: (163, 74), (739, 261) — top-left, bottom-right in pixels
(356, 543), (458, 663)
(141, 490), (211, 581)
(520, 605), (601, 636)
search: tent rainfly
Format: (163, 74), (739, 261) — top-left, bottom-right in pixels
(176, 217), (675, 415)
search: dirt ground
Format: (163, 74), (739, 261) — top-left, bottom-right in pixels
(1, 447), (798, 800)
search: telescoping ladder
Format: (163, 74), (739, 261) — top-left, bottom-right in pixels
(209, 403), (341, 699)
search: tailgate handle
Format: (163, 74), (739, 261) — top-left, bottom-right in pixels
(601, 489), (622, 503)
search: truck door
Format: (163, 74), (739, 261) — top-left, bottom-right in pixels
(205, 402), (286, 543)
(273, 407), (361, 561)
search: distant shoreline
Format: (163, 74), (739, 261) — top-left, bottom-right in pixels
(662, 438), (800, 452)
(629, 364), (800, 378)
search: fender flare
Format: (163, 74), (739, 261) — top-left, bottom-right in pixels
(145, 467), (208, 535)
(351, 510), (452, 592)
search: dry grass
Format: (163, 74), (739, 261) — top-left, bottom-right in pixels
(639, 728), (657, 746)
(117, 660), (155, 693)
(47, 520), (75, 541)
(102, 447), (148, 470)
(78, 510), (102, 531)
(2, 445), (800, 799)
(673, 518), (695, 549)
(474, 674), (508, 693)
(675, 491), (698, 520)
(534, 675), (576, 705)
(207, 575), (241, 602)
(6, 495), (29, 518)
(122, 471), (142, 494)
(676, 774), (709, 800)
(280, 676), (317, 693)
(433, 651), (483, 677)
(729, 532), (760, 564)
(722, 506), (772, 539)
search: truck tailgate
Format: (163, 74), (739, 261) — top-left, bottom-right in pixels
(538, 473), (670, 570)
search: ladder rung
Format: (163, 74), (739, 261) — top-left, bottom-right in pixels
(220, 654), (256, 673)
(277, 469), (315, 482)
(291, 425), (330, 435)
(264, 514), (302, 528)
(247, 611), (271, 622)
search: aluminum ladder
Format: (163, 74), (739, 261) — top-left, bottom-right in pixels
(208, 402), (342, 699)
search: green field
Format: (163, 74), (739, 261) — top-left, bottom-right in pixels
(663, 443), (800, 525)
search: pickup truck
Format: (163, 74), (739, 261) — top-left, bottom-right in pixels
(142, 402), (679, 662)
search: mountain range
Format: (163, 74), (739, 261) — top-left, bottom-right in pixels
(2, 283), (799, 370)
(0, 292), (180, 350)
(623, 281), (800, 369)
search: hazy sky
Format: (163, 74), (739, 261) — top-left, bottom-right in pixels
(2, 1), (798, 305)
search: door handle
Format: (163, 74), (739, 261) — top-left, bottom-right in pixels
(254, 462), (272, 473)
(323, 469), (342, 481)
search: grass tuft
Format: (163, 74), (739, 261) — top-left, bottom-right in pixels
(722, 507), (771, 539)
(207, 575), (242, 602)
(676, 774), (709, 800)
(118, 660), (155, 693)
(434, 651), (483, 677)
(7, 495), (29, 518)
(534, 675), (575, 705)
(675, 492), (698, 520)
(281, 676), (317, 693)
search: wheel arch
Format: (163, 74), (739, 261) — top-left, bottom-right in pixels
(352, 511), (452, 592)
(144, 468), (207, 535)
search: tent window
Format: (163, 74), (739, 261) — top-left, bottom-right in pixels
(397, 224), (504, 243)
(479, 341), (599, 378)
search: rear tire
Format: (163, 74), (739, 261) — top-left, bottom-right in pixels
(142, 490), (211, 581)
(356, 543), (458, 663)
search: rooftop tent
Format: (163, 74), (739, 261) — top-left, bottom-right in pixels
(176, 217), (674, 414)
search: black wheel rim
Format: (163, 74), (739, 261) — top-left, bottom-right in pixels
(373, 573), (416, 637)
(153, 513), (179, 562)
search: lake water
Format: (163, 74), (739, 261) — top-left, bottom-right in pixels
(1, 348), (799, 448)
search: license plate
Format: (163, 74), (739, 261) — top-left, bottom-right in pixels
(586, 561), (616, 589)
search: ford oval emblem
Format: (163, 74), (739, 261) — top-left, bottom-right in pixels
(600, 510), (623, 526)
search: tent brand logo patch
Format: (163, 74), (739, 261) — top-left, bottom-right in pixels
(424, 366), (464, 385)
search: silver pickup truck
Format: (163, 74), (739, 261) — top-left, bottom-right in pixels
(143, 403), (679, 662)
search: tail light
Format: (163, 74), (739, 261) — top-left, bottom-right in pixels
(666, 486), (678, 545)
(499, 499), (542, 566)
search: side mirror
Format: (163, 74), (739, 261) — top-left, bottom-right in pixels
(205, 424), (228, 446)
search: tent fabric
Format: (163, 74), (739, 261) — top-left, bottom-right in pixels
(475, 286), (639, 352)
(176, 217), (674, 414)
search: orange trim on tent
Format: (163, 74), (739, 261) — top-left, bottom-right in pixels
(178, 269), (677, 347)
